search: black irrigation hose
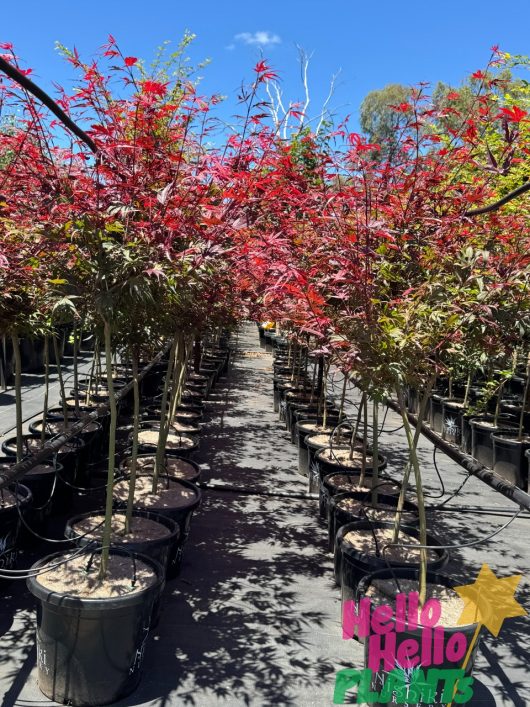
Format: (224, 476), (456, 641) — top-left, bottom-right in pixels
(0, 542), (92, 580)
(384, 399), (530, 512)
(14, 480), (106, 545)
(382, 507), (522, 556)
(376, 506), (523, 595)
(422, 445), (446, 500)
(0, 56), (97, 153)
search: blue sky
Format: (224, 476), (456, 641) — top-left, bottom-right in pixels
(3, 1), (530, 132)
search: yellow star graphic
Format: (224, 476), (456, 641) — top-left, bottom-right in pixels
(453, 563), (527, 637)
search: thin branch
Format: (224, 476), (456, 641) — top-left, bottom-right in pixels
(316, 68), (341, 135)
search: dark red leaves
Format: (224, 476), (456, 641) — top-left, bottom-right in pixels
(253, 60), (278, 82)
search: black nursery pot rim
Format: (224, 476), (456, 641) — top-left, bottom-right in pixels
(0, 481), (32, 509)
(118, 452), (201, 480)
(136, 431), (199, 455)
(355, 567), (480, 631)
(65, 508), (181, 550)
(331, 490), (418, 515)
(26, 547), (165, 610)
(114, 474), (202, 514)
(1, 433), (85, 458)
(492, 431), (530, 446)
(315, 445), (386, 471)
(29, 418), (102, 437)
(470, 419), (519, 433)
(338, 520), (448, 567)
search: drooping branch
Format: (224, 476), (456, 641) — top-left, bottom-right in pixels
(0, 56), (97, 154)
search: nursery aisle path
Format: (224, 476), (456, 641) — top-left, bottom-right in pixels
(125, 322), (357, 706)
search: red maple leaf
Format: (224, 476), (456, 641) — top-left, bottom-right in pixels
(124, 56), (138, 67)
(499, 106), (527, 123)
(142, 80), (167, 97)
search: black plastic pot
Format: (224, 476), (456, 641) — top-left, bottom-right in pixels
(288, 404), (339, 444)
(136, 429), (199, 459)
(1, 434), (86, 485)
(499, 400), (530, 432)
(316, 446), (388, 517)
(441, 398), (466, 446)
(0, 459), (64, 537)
(273, 374), (292, 412)
(492, 431), (530, 489)
(118, 453), (201, 484)
(277, 382), (312, 423)
(27, 548), (165, 706)
(46, 403), (99, 420)
(335, 520), (448, 593)
(0, 482), (32, 574)
(354, 567), (483, 707)
(65, 509), (181, 577)
(328, 491), (418, 553)
(140, 417), (201, 437)
(305, 434), (354, 493)
(29, 416), (104, 464)
(113, 475), (201, 576)
(296, 419), (346, 476)
(470, 417), (518, 468)
(429, 394), (444, 434)
(505, 375), (526, 398)
(142, 405), (203, 424)
(320, 465), (397, 521)
(140, 362), (167, 398)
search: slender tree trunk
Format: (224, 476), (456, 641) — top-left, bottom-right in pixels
(338, 373), (348, 422)
(493, 382), (504, 428)
(392, 375), (435, 544)
(350, 392), (366, 460)
(53, 335), (68, 429)
(169, 337), (190, 426)
(125, 350), (140, 534)
(397, 386), (428, 606)
(41, 335), (50, 445)
(73, 321), (80, 416)
(153, 337), (178, 491)
(11, 333), (23, 463)
(193, 336), (201, 374)
(462, 372), (472, 409)
(86, 337), (98, 406)
(359, 395), (368, 486)
(99, 318), (117, 579)
(371, 401), (379, 507)
(322, 361), (330, 429)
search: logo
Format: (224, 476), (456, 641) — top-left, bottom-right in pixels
(334, 564), (526, 705)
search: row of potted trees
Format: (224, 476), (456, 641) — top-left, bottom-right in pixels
(1, 325), (232, 704)
(2, 37), (530, 705)
(266, 331), (483, 705)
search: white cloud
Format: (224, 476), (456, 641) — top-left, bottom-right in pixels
(234, 31), (281, 47)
